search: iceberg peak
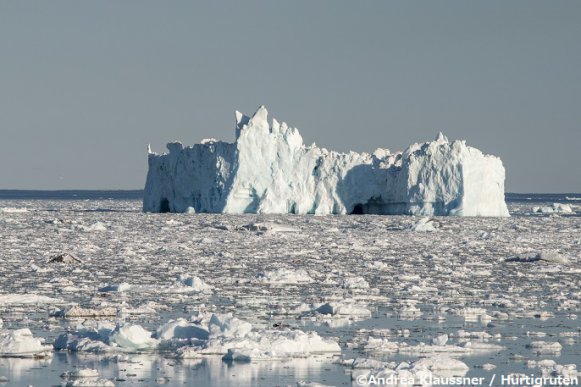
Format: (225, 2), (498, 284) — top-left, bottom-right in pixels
(435, 131), (449, 143)
(235, 111), (250, 138)
(248, 105), (269, 133)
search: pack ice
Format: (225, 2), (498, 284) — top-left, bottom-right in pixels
(144, 106), (509, 216)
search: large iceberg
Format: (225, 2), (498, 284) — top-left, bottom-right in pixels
(144, 106), (509, 216)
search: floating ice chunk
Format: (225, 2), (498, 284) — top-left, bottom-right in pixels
(98, 283), (131, 293)
(369, 261), (389, 271)
(458, 341), (505, 353)
(64, 378), (115, 387)
(454, 330), (492, 340)
(533, 203), (573, 214)
(412, 356), (469, 373)
(156, 318), (209, 341)
(174, 313), (340, 361)
(296, 382), (334, 387)
(527, 341), (562, 354)
(0, 207), (27, 213)
(53, 305), (117, 318)
(364, 337), (400, 353)
(315, 300), (372, 318)
(61, 369), (100, 379)
(79, 221), (107, 232)
(208, 313), (253, 339)
(536, 251), (569, 264)
(178, 275), (213, 292)
(257, 268), (314, 284)
(397, 303), (423, 320)
(340, 276), (370, 289)
(453, 307), (491, 322)
(0, 328), (52, 358)
(347, 357), (397, 369)
(221, 330), (340, 361)
(48, 252), (82, 264)
(236, 222), (299, 233)
(364, 336), (504, 356)
(109, 324), (158, 351)
(184, 206), (196, 214)
(54, 334), (111, 353)
(409, 217), (440, 232)
(0, 294), (64, 305)
(432, 334), (449, 346)
(507, 251), (569, 265)
(527, 359), (557, 369)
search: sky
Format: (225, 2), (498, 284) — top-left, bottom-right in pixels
(0, 1), (580, 193)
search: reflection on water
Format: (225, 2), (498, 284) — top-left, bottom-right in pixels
(0, 353), (345, 386)
(0, 357), (51, 381)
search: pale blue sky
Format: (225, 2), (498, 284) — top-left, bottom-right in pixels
(1, 1), (579, 192)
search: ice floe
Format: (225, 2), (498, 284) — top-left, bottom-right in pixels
(0, 294), (65, 305)
(533, 203), (574, 214)
(257, 268), (314, 284)
(0, 329), (52, 358)
(409, 217), (440, 232)
(60, 368), (115, 387)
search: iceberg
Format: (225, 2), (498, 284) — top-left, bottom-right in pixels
(144, 106), (509, 216)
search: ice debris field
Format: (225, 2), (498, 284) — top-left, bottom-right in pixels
(0, 194), (579, 386)
(144, 106), (509, 217)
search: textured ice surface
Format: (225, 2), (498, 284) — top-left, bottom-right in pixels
(0, 196), (579, 385)
(0, 329), (52, 358)
(144, 106), (509, 216)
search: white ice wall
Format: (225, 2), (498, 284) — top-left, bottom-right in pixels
(143, 106), (509, 216)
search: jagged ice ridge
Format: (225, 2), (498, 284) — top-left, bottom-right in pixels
(143, 106), (509, 216)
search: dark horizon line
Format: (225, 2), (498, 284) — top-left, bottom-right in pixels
(0, 189), (579, 202)
(0, 189), (579, 194)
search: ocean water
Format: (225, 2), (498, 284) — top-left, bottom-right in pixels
(0, 192), (579, 386)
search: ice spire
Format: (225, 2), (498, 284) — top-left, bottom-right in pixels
(435, 132), (449, 143)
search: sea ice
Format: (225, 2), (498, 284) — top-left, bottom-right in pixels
(409, 217), (440, 232)
(98, 283), (132, 293)
(257, 268), (314, 284)
(0, 294), (64, 305)
(48, 252), (82, 264)
(64, 378), (115, 387)
(340, 276), (370, 289)
(166, 313), (341, 361)
(54, 322), (158, 353)
(527, 341), (563, 354)
(532, 203), (574, 214)
(0, 329), (52, 358)
(178, 275), (213, 292)
(315, 300), (372, 318)
(432, 334), (449, 346)
(108, 324), (159, 351)
(507, 251), (569, 265)
(221, 330), (341, 361)
(53, 305), (117, 318)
